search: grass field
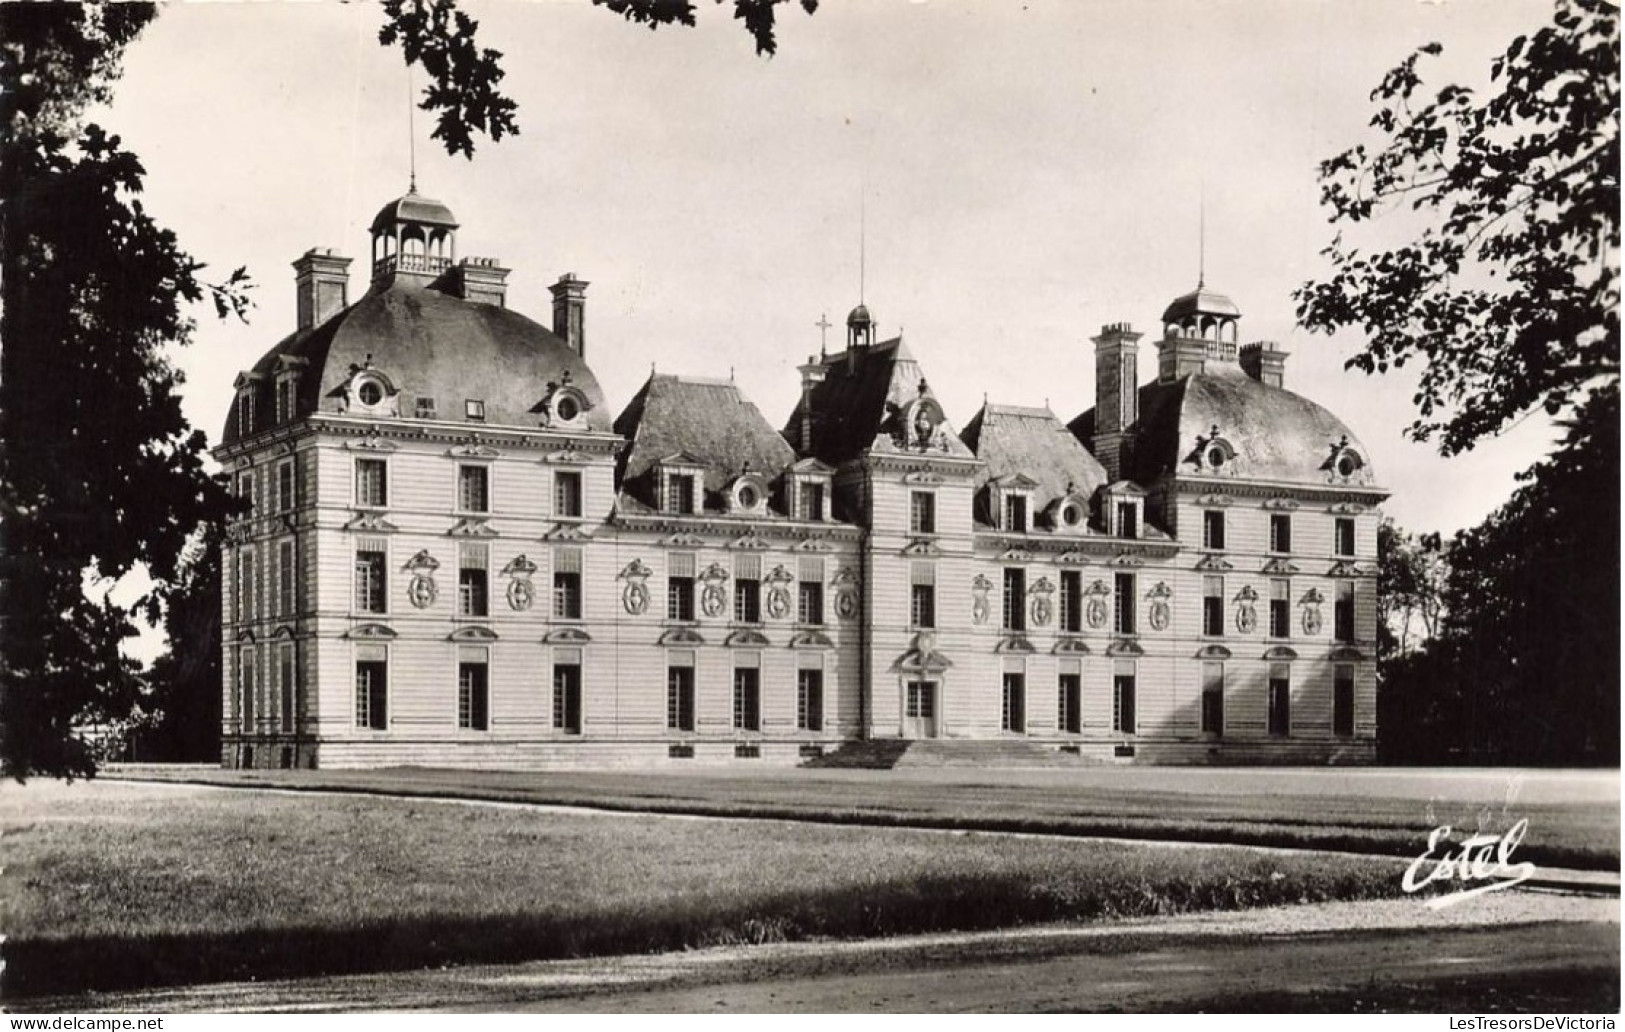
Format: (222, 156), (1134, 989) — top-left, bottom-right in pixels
(2, 779), (1412, 998)
(113, 764), (1621, 871)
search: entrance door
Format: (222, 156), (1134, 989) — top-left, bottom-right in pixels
(904, 680), (938, 738)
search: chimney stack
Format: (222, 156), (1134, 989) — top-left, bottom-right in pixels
(550, 274), (588, 357)
(1091, 322), (1143, 482)
(293, 249), (351, 330)
(1240, 342), (1288, 388)
(796, 356), (828, 454)
(441, 257), (509, 307)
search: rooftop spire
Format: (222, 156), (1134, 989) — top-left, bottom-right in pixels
(407, 63), (417, 194)
(1198, 189), (1206, 289)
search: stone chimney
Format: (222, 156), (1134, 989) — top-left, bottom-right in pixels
(550, 274), (588, 357)
(1092, 322), (1143, 482)
(796, 356), (829, 454)
(1240, 342), (1288, 388)
(293, 249), (351, 330)
(1157, 328), (1209, 383)
(440, 257), (509, 307)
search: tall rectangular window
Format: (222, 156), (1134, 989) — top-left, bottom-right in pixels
(1004, 494), (1028, 533)
(734, 577), (761, 623)
(733, 668), (761, 732)
(801, 482), (826, 521)
(277, 642), (296, 733)
(667, 552), (695, 621)
(555, 471), (583, 518)
(1202, 575), (1224, 636)
(356, 458), (387, 508)
(459, 544), (489, 618)
(239, 549), (255, 622)
(797, 670), (824, 731)
(667, 664), (695, 731)
(1112, 670), (1136, 734)
(276, 461), (296, 513)
(554, 547), (582, 619)
(1059, 570), (1083, 633)
(1268, 663), (1292, 736)
(1202, 509), (1226, 550)
(278, 540), (296, 617)
(1116, 501), (1138, 540)
(553, 663), (582, 734)
(1057, 673), (1082, 734)
(355, 659), (387, 730)
(355, 550), (386, 614)
(910, 562), (936, 629)
(1002, 567), (1027, 631)
(1333, 665), (1356, 736)
(1335, 517), (1356, 557)
(1001, 673), (1025, 733)
(1269, 578), (1290, 638)
(458, 662), (489, 731)
(1201, 662), (1224, 735)
(910, 491), (936, 534)
(1114, 573), (1136, 634)
(1335, 580), (1355, 643)
(798, 581), (824, 625)
(240, 647), (256, 730)
(1270, 512), (1292, 553)
(459, 464), (490, 513)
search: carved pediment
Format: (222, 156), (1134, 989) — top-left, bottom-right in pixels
(995, 635), (1036, 654)
(1328, 560), (1374, 578)
(1000, 548), (1035, 563)
(794, 537), (834, 552)
(1262, 558), (1300, 575)
(724, 629), (772, 648)
(543, 627), (593, 644)
(1262, 498), (1301, 511)
(788, 630), (834, 648)
(344, 512), (399, 533)
(1328, 502), (1368, 515)
(543, 523), (592, 542)
(1195, 554), (1234, 572)
(1194, 644), (1233, 659)
(1106, 552), (1145, 568)
(901, 470), (946, 485)
(1105, 638), (1144, 657)
(659, 532), (706, 549)
(346, 433), (398, 452)
(729, 532), (772, 551)
(448, 442), (501, 460)
(448, 626), (499, 642)
(1196, 494), (1235, 507)
(1056, 550), (1092, 566)
(1262, 646), (1299, 661)
(658, 627), (707, 646)
(447, 518), (498, 538)
(895, 648), (953, 673)
(542, 448), (591, 465)
(1052, 637), (1091, 655)
(1328, 646), (1367, 662)
(902, 538), (942, 557)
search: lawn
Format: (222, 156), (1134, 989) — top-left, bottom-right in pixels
(2, 779), (1409, 998)
(113, 764), (1621, 871)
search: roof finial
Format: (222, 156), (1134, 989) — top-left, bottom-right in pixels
(815, 313), (832, 359)
(1198, 185), (1206, 289)
(407, 63), (417, 194)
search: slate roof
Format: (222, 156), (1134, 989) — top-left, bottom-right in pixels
(615, 374), (798, 512)
(223, 280), (610, 445)
(961, 402), (1108, 511)
(1070, 361), (1373, 487)
(784, 339), (974, 466)
(1162, 283), (1242, 323)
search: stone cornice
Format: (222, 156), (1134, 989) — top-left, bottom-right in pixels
(611, 511), (865, 543)
(1170, 475), (1389, 505)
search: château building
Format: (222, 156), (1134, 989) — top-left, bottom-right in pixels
(215, 190), (1386, 769)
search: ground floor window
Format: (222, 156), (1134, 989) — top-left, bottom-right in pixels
(1333, 665), (1355, 737)
(733, 668), (761, 732)
(553, 663), (582, 734)
(1001, 673), (1025, 733)
(458, 662), (489, 730)
(1200, 662), (1224, 735)
(797, 669), (824, 732)
(355, 660), (387, 729)
(1057, 674), (1081, 734)
(1112, 671), (1136, 734)
(1268, 664), (1291, 736)
(667, 665), (695, 732)
(905, 681), (936, 721)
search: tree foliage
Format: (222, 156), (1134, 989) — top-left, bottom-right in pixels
(380, 0), (819, 158)
(1376, 520), (1446, 662)
(0, 3), (248, 778)
(1296, 0), (1618, 456)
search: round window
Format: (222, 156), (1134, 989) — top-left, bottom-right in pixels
(1205, 445), (1226, 469)
(1062, 502), (1082, 527)
(357, 380), (383, 406)
(1336, 453), (1359, 478)
(555, 395), (580, 422)
(738, 485), (759, 509)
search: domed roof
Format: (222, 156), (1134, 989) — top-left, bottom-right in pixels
(223, 281), (610, 445)
(1129, 368), (1373, 486)
(847, 303), (873, 326)
(1161, 283), (1242, 324)
(369, 189), (459, 235)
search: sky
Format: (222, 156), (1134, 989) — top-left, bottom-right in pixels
(97, 0), (1568, 623)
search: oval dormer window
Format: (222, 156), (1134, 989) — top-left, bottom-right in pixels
(1335, 452), (1361, 479)
(738, 484), (759, 509)
(555, 394), (580, 423)
(358, 380), (384, 406)
(1205, 444), (1226, 469)
(1060, 500), (1084, 528)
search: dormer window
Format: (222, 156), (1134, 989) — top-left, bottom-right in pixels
(274, 356), (307, 425)
(727, 471), (769, 516)
(800, 482), (826, 521)
(358, 380), (384, 407)
(344, 368), (397, 417)
(1186, 424), (1237, 473)
(538, 374), (591, 429)
(786, 459), (833, 523)
(465, 399), (486, 421)
(415, 397), (438, 419)
(1323, 437), (1367, 482)
(663, 472), (696, 515)
(1101, 481), (1147, 540)
(1004, 495), (1028, 533)
(233, 371), (263, 438)
(1116, 501), (1138, 539)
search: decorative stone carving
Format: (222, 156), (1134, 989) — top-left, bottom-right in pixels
(1146, 581), (1172, 632)
(619, 558), (653, 616)
(1028, 576), (1055, 629)
(971, 573), (993, 626)
(502, 554), (538, 612)
(403, 550), (440, 609)
(1234, 584), (1259, 634)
